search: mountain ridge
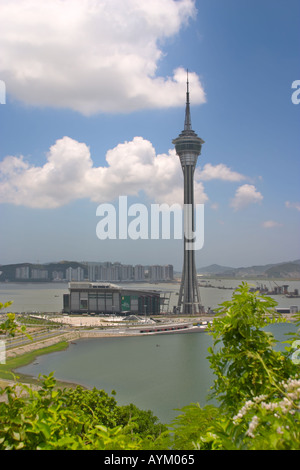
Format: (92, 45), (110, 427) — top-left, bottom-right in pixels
(198, 260), (300, 278)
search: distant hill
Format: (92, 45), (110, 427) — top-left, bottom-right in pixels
(0, 261), (87, 282)
(197, 264), (233, 274)
(198, 260), (300, 279)
(264, 262), (300, 278)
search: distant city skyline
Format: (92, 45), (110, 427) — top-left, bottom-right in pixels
(0, 260), (174, 283)
(0, 0), (299, 270)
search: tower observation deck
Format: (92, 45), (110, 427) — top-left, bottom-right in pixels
(172, 72), (204, 314)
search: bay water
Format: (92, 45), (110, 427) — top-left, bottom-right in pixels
(1, 278), (300, 313)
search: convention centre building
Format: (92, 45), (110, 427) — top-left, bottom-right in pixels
(63, 282), (161, 315)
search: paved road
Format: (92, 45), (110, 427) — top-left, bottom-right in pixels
(4, 328), (69, 350)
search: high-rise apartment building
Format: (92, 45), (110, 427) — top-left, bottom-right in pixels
(66, 267), (85, 282)
(86, 262), (173, 282)
(15, 266), (30, 280)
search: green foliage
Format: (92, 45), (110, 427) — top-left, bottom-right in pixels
(0, 302), (31, 339)
(116, 403), (167, 439)
(64, 386), (119, 428)
(0, 373), (167, 450)
(0, 302), (18, 336)
(207, 282), (297, 411)
(169, 404), (220, 450)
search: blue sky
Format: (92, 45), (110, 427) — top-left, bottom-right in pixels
(0, 0), (299, 270)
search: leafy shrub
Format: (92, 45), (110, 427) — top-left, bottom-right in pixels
(0, 372), (168, 449)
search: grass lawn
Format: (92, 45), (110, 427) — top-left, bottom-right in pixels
(0, 341), (69, 385)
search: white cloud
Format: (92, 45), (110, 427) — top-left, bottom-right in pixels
(262, 220), (283, 229)
(0, 0), (205, 115)
(285, 201), (300, 211)
(196, 163), (246, 182)
(0, 136), (209, 208)
(0, 133), (251, 210)
(230, 184), (263, 211)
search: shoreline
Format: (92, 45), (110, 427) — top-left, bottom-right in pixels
(6, 322), (209, 359)
(0, 340), (74, 394)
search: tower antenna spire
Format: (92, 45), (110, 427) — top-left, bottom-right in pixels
(187, 68), (189, 93)
(184, 69), (192, 131)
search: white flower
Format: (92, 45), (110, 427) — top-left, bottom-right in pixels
(246, 415), (259, 438)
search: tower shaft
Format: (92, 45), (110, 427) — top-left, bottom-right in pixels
(172, 72), (204, 314)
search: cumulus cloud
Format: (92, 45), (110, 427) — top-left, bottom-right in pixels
(0, 134), (252, 209)
(230, 184), (263, 211)
(262, 220), (283, 229)
(196, 163), (245, 182)
(0, 0), (205, 115)
(285, 201), (300, 211)
(0, 136), (209, 208)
